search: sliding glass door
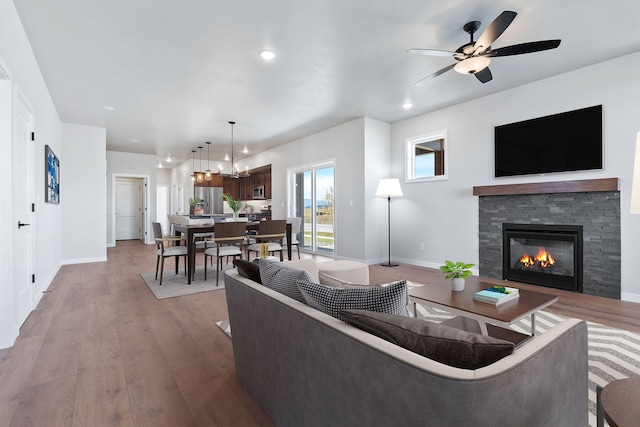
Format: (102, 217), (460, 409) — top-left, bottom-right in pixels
(289, 161), (335, 255)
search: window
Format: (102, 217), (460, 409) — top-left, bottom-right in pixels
(405, 130), (448, 183)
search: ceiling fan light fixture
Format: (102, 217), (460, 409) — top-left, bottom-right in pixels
(454, 56), (491, 75)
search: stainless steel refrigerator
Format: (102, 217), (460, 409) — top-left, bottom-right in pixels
(194, 187), (224, 215)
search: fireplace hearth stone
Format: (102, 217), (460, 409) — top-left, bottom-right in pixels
(478, 191), (620, 299)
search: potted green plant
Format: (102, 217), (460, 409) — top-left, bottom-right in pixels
(439, 260), (474, 291)
(222, 193), (243, 220)
(188, 197), (202, 216)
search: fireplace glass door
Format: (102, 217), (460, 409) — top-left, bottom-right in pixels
(503, 224), (583, 292)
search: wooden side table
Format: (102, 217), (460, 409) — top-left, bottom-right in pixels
(597, 377), (640, 427)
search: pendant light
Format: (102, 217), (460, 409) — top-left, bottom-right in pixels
(195, 146), (204, 183)
(190, 150), (196, 182)
(205, 141), (212, 181)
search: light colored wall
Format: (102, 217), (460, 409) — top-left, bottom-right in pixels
(0, 0), (63, 347)
(61, 123), (107, 263)
(241, 118), (369, 260)
(106, 151), (158, 245)
(390, 51), (640, 302)
(364, 118), (392, 263)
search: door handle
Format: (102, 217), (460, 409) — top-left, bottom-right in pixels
(18, 221), (30, 228)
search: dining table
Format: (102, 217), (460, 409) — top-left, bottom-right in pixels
(173, 221), (293, 284)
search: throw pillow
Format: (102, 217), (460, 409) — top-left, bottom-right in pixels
(296, 278), (410, 320)
(233, 259), (262, 284)
(319, 273), (381, 289)
(340, 309), (514, 369)
(259, 258), (312, 304)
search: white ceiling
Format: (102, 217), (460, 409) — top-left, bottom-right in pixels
(13, 0), (640, 167)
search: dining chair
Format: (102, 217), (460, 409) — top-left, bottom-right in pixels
(152, 221), (188, 285)
(285, 217), (302, 259)
(203, 221), (247, 286)
(246, 219), (286, 261)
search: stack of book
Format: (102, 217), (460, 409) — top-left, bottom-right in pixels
(473, 285), (519, 305)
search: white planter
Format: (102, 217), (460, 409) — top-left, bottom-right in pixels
(451, 278), (465, 291)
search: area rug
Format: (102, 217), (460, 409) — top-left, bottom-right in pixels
(140, 266), (230, 300)
(217, 305), (640, 426)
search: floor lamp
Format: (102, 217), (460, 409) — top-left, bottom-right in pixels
(376, 178), (403, 267)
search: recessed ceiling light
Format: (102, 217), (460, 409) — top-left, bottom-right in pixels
(131, 139), (139, 143)
(243, 147), (248, 154)
(259, 50), (276, 60)
(102, 105), (115, 111)
(157, 163), (163, 168)
(403, 102), (413, 109)
(166, 156), (172, 162)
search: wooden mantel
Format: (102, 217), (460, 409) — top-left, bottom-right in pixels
(473, 178), (619, 197)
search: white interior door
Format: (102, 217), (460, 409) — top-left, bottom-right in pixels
(115, 178), (142, 240)
(13, 92), (34, 325)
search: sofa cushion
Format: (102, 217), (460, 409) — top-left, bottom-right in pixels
(340, 309), (515, 369)
(282, 259), (320, 282)
(259, 258), (312, 304)
(296, 278), (410, 320)
(234, 259), (262, 284)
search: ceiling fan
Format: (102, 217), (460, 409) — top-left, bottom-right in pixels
(407, 11), (561, 84)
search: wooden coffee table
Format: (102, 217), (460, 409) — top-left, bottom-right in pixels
(409, 276), (558, 345)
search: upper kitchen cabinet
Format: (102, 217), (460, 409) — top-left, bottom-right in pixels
(249, 164), (272, 199)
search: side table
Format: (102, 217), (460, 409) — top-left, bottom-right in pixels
(597, 377), (640, 427)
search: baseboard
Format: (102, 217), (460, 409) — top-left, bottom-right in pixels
(621, 292), (640, 303)
(61, 256), (108, 265)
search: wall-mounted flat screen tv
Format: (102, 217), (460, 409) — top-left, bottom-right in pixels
(494, 105), (602, 177)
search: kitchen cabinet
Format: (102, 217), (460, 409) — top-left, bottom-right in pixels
(223, 176), (240, 200)
(223, 164), (272, 200)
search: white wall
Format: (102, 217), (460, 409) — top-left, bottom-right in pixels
(61, 123), (107, 263)
(235, 117), (388, 261)
(106, 151), (158, 245)
(390, 51), (640, 301)
(0, 0), (63, 347)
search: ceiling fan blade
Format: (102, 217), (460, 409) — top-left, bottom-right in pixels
(486, 39), (561, 57)
(415, 63), (455, 85)
(406, 48), (457, 57)
(474, 11), (517, 53)
(474, 67), (493, 83)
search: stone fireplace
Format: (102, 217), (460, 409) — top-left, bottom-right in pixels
(475, 178), (621, 299)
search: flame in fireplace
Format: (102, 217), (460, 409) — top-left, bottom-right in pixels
(520, 247), (556, 268)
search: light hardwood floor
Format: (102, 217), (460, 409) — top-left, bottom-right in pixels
(1, 241), (639, 426)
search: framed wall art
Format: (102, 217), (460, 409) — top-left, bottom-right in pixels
(45, 145), (60, 203)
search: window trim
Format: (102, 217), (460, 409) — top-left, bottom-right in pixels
(404, 129), (448, 183)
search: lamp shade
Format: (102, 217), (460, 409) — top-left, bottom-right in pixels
(376, 178), (403, 198)
(631, 132), (640, 213)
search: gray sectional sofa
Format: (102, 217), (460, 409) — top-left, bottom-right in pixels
(224, 267), (588, 427)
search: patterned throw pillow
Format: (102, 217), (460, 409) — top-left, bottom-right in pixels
(339, 309), (514, 369)
(259, 258), (312, 304)
(296, 278), (410, 320)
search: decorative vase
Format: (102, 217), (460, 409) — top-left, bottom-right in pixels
(189, 205), (195, 216)
(451, 278), (465, 291)
(233, 211), (239, 221)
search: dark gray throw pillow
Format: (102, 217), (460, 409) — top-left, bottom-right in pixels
(233, 259), (262, 284)
(296, 279), (410, 320)
(340, 309), (514, 369)
(259, 258), (312, 304)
